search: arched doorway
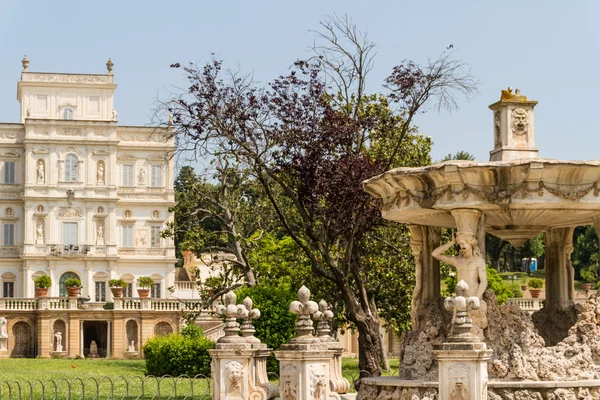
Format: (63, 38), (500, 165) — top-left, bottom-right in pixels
(83, 321), (108, 358)
(11, 322), (31, 357)
(59, 272), (79, 297)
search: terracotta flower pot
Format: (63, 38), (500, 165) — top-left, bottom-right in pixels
(110, 287), (123, 298)
(581, 283), (593, 291)
(521, 285), (528, 291)
(137, 288), (150, 298)
(35, 287), (48, 297)
(66, 287), (80, 297)
(529, 288), (542, 298)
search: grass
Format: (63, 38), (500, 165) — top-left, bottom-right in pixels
(0, 359), (209, 399)
(0, 357), (397, 398)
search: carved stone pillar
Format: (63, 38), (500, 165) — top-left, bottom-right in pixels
(544, 227), (574, 311)
(408, 225), (441, 330)
(274, 287), (339, 400)
(208, 291), (270, 400)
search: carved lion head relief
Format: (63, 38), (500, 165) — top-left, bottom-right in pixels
(511, 108), (529, 136)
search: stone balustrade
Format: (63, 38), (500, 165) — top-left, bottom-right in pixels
(0, 297), (207, 312)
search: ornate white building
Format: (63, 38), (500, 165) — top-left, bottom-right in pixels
(0, 58), (186, 358)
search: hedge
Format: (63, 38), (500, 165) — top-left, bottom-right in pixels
(143, 325), (214, 377)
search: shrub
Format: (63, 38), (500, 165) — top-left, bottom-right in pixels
(35, 275), (52, 289)
(236, 281), (297, 373)
(444, 267), (513, 304)
(137, 276), (154, 288)
(143, 331), (213, 377)
(108, 278), (127, 288)
(64, 277), (81, 288)
(528, 278), (544, 289)
(508, 284), (523, 298)
(580, 268), (597, 284)
(181, 323), (204, 339)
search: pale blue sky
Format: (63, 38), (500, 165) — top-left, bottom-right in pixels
(0, 1), (597, 162)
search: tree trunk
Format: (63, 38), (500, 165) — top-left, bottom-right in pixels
(355, 316), (383, 378)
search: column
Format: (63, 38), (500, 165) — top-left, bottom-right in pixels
(84, 262), (94, 300)
(274, 287), (337, 400)
(68, 316), (81, 358)
(37, 313), (52, 358)
(434, 281), (492, 400)
(46, 262), (56, 297)
(544, 227), (574, 310)
(112, 312), (124, 358)
(22, 264), (33, 298)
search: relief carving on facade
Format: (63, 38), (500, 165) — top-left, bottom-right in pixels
(33, 128), (49, 136)
(120, 193), (168, 200)
(58, 207), (83, 218)
(0, 132), (21, 140)
(494, 111), (501, 147)
(57, 128), (82, 137)
(23, 74), (109, 84)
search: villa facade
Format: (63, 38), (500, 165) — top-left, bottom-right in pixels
(0, 58), (191, 359)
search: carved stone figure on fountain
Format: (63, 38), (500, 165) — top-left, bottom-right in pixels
(225, 361), (243, 400)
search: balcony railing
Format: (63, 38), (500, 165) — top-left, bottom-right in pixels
(0, 297), (206, 312)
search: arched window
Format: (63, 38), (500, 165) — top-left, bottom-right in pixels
(59, 272), (79, 297)
(61, 108), (74, 120)
(64, 154), (78, 182)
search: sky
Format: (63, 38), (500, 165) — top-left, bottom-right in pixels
(0, 0), (598, 162)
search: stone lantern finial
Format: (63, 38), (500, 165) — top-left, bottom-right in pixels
(444, 280), (480, 343)
(106, 58), (114, 75)
(240, 296), (261, 343)
(215, 290), (248, 344)
(313, 300), (335, 341)
(22, 55), (30, 72)
(289, 286), (319, 343)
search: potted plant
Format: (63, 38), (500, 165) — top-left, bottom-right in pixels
(108, 278), (127, 298)
(34, 275), (52, 297)
(136, 276), (154, 298)
(520, 278), (528, 292)
(580, 268), (596, 292)
(188, 266), (199, 281)
(528, 278), (544, 298)
(64, 277), (82, 297)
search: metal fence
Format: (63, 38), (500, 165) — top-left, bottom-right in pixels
(0, 375), (211, 400)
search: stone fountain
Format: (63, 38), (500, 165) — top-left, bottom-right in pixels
(360, 88), (600, 399)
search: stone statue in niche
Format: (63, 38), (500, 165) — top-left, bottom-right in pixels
(225, 361), (243, 400)
(138, 168), (146, 185)
(310, 364), (327, 400)
(97, 163), (105, 184)
(0, 317), (7, 351)
(128, 340), (135, 352)
(97, 225), (104, 240)
(0, 317), (7, 338)
(37, 160), (45, 184)
(89, 340), (99, 358)
(511, 108), (529, 137)
(37, 205), (44, 213)
(152, 210), (159, 219)
(54, 331), (63, 352)
(97, 206), (104, 214)
(36, 222), (44, 243)
(494, 111), (501, 147)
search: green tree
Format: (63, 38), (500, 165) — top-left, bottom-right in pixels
(440, 150), (476, 161)
(168, 16), (476, 375)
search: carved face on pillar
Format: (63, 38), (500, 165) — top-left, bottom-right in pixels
(310, 365), (327, 400)
(511, 108), (529, 136)
(225, 361), (243, 388)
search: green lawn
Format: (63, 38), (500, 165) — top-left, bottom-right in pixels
(0, 359), (209, 399)
(0, 357), (397, 398)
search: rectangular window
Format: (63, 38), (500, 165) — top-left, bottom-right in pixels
(151, 283), (161, 298)
(122, 226), (133, 247)
(62, 222), (78, 247)
(3, 282), (14, 298)
(124, 283), (133, 298)
(150, 226), (161, 248)
(151, 165), (162, 187)
(4, 161), (15, 184)
(95, 281), (106, 302)
(3, 224), (14, 246)
(122, 165), (134, 186)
